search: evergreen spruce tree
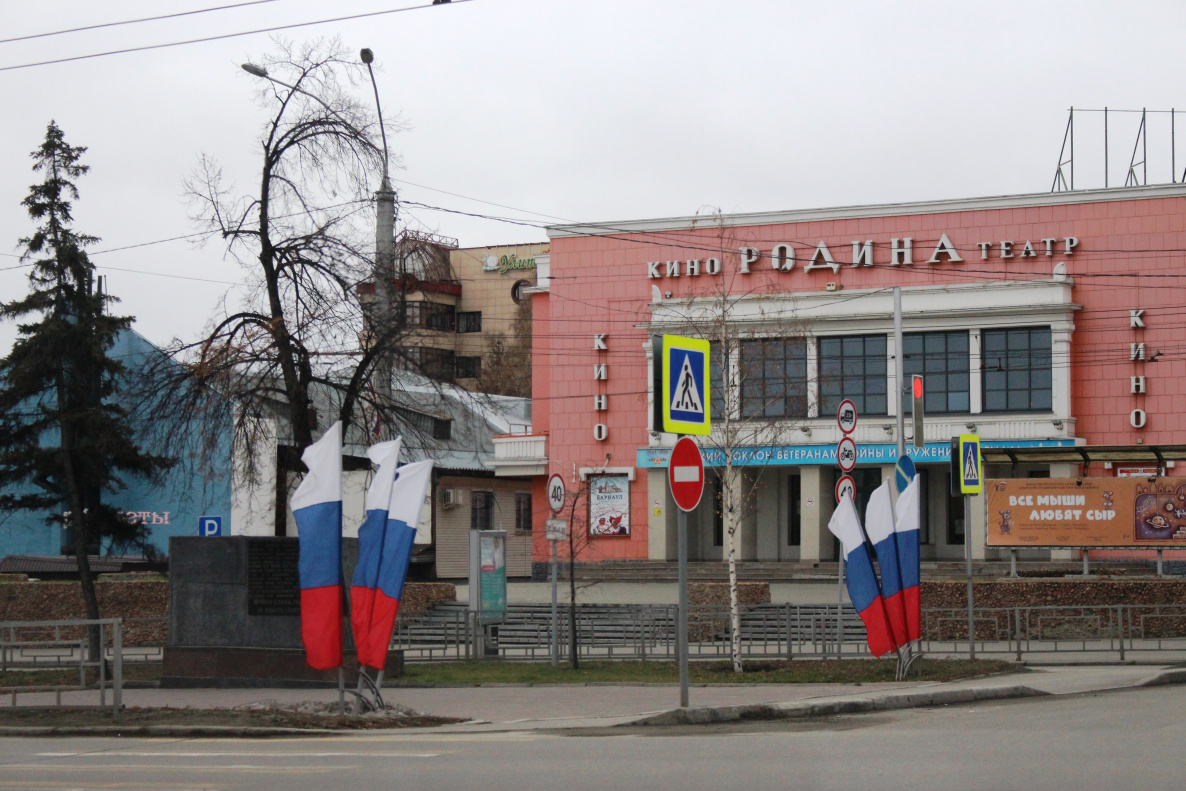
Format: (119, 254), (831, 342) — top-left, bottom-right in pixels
(0, 122), (171, 661)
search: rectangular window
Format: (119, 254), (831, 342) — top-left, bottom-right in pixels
(432, 417), (452, 441)
(455, 356), (481, 379)
(819, 334), (888, 416)
(982, 327), (1052, 412)
(712, 475), (724, 547)
(403, 301), (456, 332)
(947, 483), (965, 545)
(401, 347), (456, 381)
(902, 331), (970, 414)
(739, 337), (808, 419)
(515, 492), (532, 533)
(456, 311), (482, 333)
(471, 491), (494, 531)
(788, 475), (801, 546)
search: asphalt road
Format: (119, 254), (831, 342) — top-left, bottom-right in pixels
(0, 684), (1182, 791)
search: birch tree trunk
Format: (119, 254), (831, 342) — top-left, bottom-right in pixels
(724, 463), (742, 672)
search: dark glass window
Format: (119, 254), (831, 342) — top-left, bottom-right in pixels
(471, 491), (494, 531)
(739, 338), (808, 419)
(402, 346), (455, 381)
(819, 334), (888, 416)
(711, 475), (724, 548)
(456, 311), (482, 333)
(982, 327), (1052, 412)
(902, 331), (970, 414)
(788, 475), (801, 546)
(455, 356), (481, 379)
(403, 300), (456, 332)
(515, 492), (532, 533)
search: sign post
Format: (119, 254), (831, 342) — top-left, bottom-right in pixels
(836, 401), (858, 656)
(546, 474), (566, 667)
(952, 434), (982, 659)
(668, 437), (705, 709)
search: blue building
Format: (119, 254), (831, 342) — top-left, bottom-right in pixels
(0, 329), (232, 560)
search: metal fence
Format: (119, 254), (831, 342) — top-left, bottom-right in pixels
(391, 603), (1186, 662)
(0, 618), (125, 714)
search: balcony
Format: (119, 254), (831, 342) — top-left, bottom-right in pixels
(490, 432), (547, 477)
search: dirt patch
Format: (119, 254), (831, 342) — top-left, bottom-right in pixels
(0, 700), (463, 731)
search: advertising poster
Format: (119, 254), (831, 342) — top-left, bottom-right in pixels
(478, 532), (506, 620)
(986, 477), (1186, 547)
(589, 475), (630, 537)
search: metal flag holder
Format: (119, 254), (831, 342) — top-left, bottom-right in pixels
(350, 666), (388, 714)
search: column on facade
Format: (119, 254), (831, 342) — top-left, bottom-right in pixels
(647, 468), (678, 561)
(798, 465), (836, 562)
(754, 470), (780, 561)
(1047, 462), (1078, 561)
(732, 468), (759, 561)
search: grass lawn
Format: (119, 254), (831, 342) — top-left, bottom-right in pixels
(395, 657), (1021, 686)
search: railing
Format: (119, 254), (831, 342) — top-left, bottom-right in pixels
(391, 603), (1186, 662)
(0, 618), (126, 715)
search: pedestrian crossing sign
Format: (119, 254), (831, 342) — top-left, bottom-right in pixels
(653, 335), (711, 435)
(958, 433), (982, 495)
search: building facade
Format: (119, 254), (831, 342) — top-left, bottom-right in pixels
(501, 184), (1186, 567)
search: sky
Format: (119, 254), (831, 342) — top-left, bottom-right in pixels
(2, 0), (1185, 354)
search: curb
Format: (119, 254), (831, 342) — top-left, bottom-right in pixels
(0, 725), (341, 738)
(629, 685), (1049, 727)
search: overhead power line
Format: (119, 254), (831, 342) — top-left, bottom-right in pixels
(0, 0), (285, 45)
(0, 0), (472, 73)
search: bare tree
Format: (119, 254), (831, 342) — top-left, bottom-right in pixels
(651, 213), (810, 672)
(138, 40), (442, 500)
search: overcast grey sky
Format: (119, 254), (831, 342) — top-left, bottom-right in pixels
(2, 0), (1184, 354)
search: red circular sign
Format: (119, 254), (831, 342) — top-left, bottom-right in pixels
(668, 437), (705, 512)
(837, 399), (858, 434)
(836, 436), (858, 472)
(835, 474), (856, 504)
(547, 473), (566, 514)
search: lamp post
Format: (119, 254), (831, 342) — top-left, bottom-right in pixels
(360, 49), (396, 427)
(242, 54), (397, 436)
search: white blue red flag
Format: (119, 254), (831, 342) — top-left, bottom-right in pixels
(291, 422), (344, 670)
(828, 494), (897, 657)
(351, 458), (433, 670)
(864, 480), (908, 651)
(893, 474), (923, 641)
(349, 438), (401, 668)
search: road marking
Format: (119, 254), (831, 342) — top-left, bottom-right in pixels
(5, 764), (353, 773)
(37, 751), (439, 758)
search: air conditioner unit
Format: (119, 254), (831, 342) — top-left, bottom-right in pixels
(441, 488), (465, 508)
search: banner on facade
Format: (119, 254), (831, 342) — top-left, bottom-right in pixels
(986, 476), (1186, 547)
(589, 475), (630, 537)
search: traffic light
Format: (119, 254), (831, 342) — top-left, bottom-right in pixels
(912, 374), (924, 449)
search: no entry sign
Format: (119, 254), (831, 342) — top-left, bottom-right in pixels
(668, 437), (705, 512)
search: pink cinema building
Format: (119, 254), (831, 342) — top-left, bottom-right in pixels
(488, 184), (1186, 571)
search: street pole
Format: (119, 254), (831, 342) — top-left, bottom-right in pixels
(362, 49), (396, 433)
(837, 552), (845, 657)
(894, 286), (905, 457)
(678, 508), (689, 708)
(965, 492), (975, 660)
(550, 538), (559, 666)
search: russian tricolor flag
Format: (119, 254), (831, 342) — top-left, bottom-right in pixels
(291, 422), (344, 670)
(864, 480), (908, 651)
(894, 474), (923, 642)
(828, 495), (897, 658)
(351, 456), (433, 671)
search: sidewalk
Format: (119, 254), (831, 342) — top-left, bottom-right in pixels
(3, 664), (1180, 733)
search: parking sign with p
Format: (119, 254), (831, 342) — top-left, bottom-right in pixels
(199, 516), (223, 537)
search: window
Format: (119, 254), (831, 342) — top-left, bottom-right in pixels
(739, 338), (808, 419)
(471, 491), (494, 530)
(455, 356), (481, 379)
(902, 331), (969, 413)
(403, 301), (455, 332)
(511, 279), (532, 304)
(819, 334), (887, 416)
(402, 346), (455, 380)
(788, 475), (801, 546)
(456, 311), (482, 333)
(394, 406), (451, 441)
(711, 475), (724, 547)
(710, 348), (727, 421)
(982, 327), (1052, 412)
(515, 492), (532, 533)
(432, 417), (452, 441)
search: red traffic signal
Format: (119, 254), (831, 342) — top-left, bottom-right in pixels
(911, 374), (924, 449)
